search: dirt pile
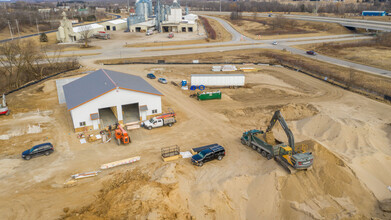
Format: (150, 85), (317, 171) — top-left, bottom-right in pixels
(61, 165), (192, 220)
(221, 103), (319, 128)
(278, 140), (379, 219)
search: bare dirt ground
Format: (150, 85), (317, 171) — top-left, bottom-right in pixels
(215, 15), (351, 40)
(1, 63), (391, 219)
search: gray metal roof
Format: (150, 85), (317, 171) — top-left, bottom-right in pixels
(63, 69), (163, 110)
(191, 74), (245, 77)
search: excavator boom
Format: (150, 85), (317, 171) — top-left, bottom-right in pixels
(266, 110), (296, 154)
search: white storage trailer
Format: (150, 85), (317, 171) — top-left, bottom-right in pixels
(191, 74), (245, 87)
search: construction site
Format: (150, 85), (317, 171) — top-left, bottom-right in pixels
(0, 61), (390, 219)
(1, 0), (391, 219)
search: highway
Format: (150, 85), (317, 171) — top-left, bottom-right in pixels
(196, 11), (391, 32)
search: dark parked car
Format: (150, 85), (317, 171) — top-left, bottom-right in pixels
(22, 142), (54, 160)
(191, 144), (225, 166)
(306, 50), (316, 55)
(147, 73), (156, 79)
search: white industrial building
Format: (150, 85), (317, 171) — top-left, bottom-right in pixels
(63, 69), (163, 132)
(72, 23), (105, 41)
(191, 74), (245, 87)
(102, 19), (128, 31)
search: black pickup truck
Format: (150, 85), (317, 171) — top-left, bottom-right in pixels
(191, 144), (225, 166)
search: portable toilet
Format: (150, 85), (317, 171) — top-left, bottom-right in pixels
(181, 80), (187, 87)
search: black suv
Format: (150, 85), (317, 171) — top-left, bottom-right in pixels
(21, 142), (54, 160)
(191, 144), (225, 166)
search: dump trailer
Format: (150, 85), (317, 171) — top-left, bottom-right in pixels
(241, 110), (314, 174)
(241, 129), (283, 160)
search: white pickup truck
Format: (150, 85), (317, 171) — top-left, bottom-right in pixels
(142, 117), (176, 130)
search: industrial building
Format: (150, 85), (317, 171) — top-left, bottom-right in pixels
(72, 23), (105, 40)
(63, 69), (163, 132)
(56, 12), (105, 43)
(102, 19), (128, 31)
(127, 0), (198, 33)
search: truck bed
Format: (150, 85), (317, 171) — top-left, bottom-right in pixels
(251, 134), (282, 156)
(191, 143), (220, 155)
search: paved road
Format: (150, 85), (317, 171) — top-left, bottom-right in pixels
(196, 11), (391, 32)
(27, 14), (391, 78)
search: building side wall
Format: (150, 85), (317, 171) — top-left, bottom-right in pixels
(70, 89), (162, 130)
(191, 75), (245, 86)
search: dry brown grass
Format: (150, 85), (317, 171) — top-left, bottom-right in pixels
(125, 17), (231, 48)
(97, 48), (391, 100)
(216, 15), (351, 40)
(294, 41), (391, 71)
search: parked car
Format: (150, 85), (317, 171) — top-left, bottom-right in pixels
(146, 30), (154, 36)
(158, 78), (167, 84)
(306, 50), (316, 55)
(147, 73), (156, 79)
(272, 41), (278, 45)
(191, 144), (225, 166)
(22, 142), (54, 160)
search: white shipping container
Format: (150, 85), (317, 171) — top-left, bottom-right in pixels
(191, 74), (245, 87)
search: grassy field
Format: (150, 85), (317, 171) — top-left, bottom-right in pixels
(294, 41), (391, 71)
(125, 17), (232, 48)
(216, 15), (351, 40)
(97, 48), (391, 101)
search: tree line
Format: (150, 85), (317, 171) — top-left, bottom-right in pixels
(0, 40), (79, 94)
(185, 1), (391, 15)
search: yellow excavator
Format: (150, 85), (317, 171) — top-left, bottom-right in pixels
(241, 110), (313, 174)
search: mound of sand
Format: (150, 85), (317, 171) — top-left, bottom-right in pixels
(61, 140), (389, 219)
(278, 140), (378, 219)
(221, 103), (319, 128)
(61, 167), (192, 219)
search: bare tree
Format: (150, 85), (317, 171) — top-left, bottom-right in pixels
(79, 25), (93, 48)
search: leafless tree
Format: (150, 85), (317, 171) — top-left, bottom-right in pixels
(79, 25), (93, 48)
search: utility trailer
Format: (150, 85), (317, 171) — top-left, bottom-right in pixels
(161, 145), (181, 162)
(93, 31), (110, 40)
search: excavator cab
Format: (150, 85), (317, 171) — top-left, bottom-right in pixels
(279, 146), (294, 166)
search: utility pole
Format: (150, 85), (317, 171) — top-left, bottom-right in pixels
(127, 0), (130, 13)
(15, 19), (21, 39)
(220, 0), (221, 12)
(8, 20), (13, 40)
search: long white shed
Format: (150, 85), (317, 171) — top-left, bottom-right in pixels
(191, 74), (245, 87)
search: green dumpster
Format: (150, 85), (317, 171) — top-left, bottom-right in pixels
(197, 91), (222, 100)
